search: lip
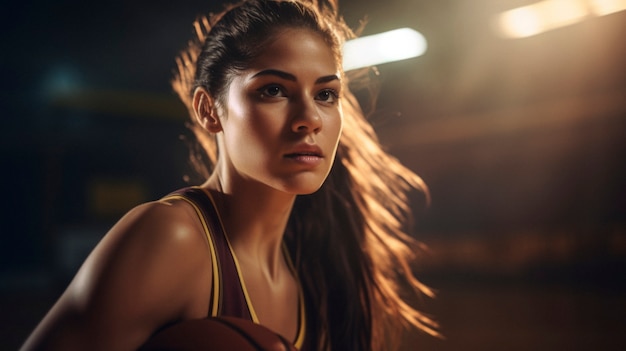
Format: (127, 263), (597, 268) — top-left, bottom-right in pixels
(283, 144), (324, 158)
(283, 144), (324, 165)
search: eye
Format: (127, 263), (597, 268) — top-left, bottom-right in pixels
(259, 85), (286, 98)
(315, 89), (339, 103)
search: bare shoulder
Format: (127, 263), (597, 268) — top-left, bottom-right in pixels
(21, 197), (213, 351)
(104, 196), (208, 253)
(82, 197), (212, 298)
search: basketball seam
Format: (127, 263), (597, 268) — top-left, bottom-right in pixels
(211, 318), (267, 351)
(276, 333), (295, 351)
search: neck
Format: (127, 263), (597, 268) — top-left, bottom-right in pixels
(202, 169), (296, 280)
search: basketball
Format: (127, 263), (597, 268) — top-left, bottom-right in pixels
(138, 317), (298, 351)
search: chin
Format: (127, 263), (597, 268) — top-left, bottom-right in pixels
(277, 175), (326, 195)
(284, 183), (324, 196)
(296, 186), (323, 195)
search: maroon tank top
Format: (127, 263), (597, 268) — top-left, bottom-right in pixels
(163, 187), (308, 350)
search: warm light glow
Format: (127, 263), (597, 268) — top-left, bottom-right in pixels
(342, 28), (427, 71)
(494, 0), (626, 38)
(495, 0), (588, 38)
(588, 0), (626, 15)
(497, 7), (544, 38)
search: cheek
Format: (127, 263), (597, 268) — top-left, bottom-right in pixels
(257, 101), (302, 144)
(240, 107), (286, 150)
(225, 92), (262, 138)
(328, 109), (343, 142)
(224, 103), (285, 161)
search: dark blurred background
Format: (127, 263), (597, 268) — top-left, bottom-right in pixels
(2, 0), (625, 349)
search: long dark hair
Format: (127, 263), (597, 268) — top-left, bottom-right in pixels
(172, 1), (438, 350)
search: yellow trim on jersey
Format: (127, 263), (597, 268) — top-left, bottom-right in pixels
(162, 193), (221, 317)
(282, 244), (307, 349)
(201, 188), (306, 347)
(201, 188), (262, 324)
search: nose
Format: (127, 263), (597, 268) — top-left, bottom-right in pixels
(291, 99), (322, 134)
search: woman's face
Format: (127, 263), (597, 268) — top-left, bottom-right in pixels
(216, 27), (343, 195)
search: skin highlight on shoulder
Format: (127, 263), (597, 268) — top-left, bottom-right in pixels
(21, 199), (214, 351)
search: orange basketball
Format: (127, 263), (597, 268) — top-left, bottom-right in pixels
(138, 317), (297, 351)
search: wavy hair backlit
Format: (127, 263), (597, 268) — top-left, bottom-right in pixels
(171, 1), (439, 350)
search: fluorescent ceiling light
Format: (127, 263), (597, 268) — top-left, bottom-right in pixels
(588, 0), (626, 15)
(494, 0), (626, 38)
(343, 28), (427, 71)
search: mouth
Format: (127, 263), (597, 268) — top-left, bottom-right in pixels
(284, 144), (324, 159)
(283, 146), (324, 165)
(284, 152), (323, 158)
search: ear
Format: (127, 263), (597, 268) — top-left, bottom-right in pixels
(192, 87), (222, 133)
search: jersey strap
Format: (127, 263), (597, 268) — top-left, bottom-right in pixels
(163, 187), (307, 349)
(163, 187), (253, 320)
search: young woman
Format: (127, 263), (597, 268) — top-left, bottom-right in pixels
(21, 0), (437, 350)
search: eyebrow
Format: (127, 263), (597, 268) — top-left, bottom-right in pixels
(252, 69), (340, 84)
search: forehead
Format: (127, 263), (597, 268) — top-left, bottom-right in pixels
(247, 28), (340, 77)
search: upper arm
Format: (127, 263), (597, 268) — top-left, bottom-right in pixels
(21, 199), (213, 351)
